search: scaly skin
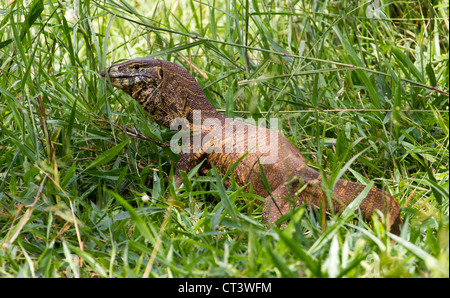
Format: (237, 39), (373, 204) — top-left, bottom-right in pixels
(101, 59), (403, 234)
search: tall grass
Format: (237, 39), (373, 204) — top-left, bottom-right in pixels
(0, 0), (448, 277)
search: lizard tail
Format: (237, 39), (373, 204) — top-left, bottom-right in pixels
(333, 179), (402, 234)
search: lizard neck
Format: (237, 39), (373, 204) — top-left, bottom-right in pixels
(157, 60), (226, 128)
(186, 95), (227, 134)
(185, 93), (222, 124)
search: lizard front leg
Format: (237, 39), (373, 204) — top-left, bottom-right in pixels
(173, 152), (206, 188)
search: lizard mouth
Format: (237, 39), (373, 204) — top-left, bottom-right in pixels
(100, 59), (163, 90)
(101, 70), (157, 89)
(100, 69), (133, 89)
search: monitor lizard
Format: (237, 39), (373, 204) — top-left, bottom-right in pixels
(101, 58), (403, 234)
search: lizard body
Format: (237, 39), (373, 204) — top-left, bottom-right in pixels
(101, 59), (402, 234)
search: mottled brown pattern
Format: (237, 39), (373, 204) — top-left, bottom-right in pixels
(101, 59), (403, 234)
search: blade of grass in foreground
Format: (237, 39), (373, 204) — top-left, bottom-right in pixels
(388, 232), (448, 277)
(84, 139), (130, 171)
(276, 228), (320, 276)
(211, 164), (238, 222)
(106, 189), (156, 245)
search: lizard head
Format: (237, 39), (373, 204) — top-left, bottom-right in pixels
(101, 59), (170, 126)
(101, 59), (163, 103)
(101, 59), (215, 127)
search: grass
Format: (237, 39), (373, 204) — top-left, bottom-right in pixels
(0, 0), (448, 278)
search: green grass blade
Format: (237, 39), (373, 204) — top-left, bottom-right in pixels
(276, 228), (320, 276)
(388, 232), (448, 277)
(210, 164), (238, 221)
(106, 189), (156, 245)
(84, 139), (130, 171)
(340, 182), (373, 220)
